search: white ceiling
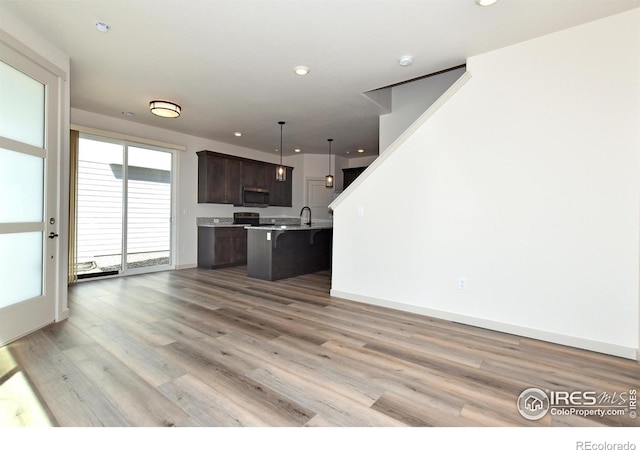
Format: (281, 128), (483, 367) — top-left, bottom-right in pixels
(2, 0), (638, 158)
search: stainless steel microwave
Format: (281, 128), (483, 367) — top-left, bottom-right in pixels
(242, 187), (269, 207)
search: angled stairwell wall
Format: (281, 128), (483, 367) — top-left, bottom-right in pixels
(330, 9), (640, 359)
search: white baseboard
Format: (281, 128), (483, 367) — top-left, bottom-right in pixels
(176, 263), (197, 270)
(330, 289), (638, 361)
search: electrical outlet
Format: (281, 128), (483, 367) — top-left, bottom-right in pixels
(357, 206), (365, 217)
(458, 277), (467, 290)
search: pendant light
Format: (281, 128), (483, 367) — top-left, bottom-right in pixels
(276, 121), (286, 182)
(325, 138), (334, 188)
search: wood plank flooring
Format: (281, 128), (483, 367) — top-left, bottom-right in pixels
(1, 266), (639, 427)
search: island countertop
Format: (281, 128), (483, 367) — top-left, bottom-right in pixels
(246, 224), (332, 231)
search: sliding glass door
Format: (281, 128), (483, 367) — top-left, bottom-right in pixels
(76, 135), (174, 279)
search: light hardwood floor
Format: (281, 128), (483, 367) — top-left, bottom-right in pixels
(1, 266), (638, 427)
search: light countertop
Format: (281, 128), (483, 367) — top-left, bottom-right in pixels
(246, 224), (333, 231)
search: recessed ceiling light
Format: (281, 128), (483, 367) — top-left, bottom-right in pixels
(357, 149), (365, 153)
(476, 0), (498, 6)
(234, 131), (242, 137)
(95, 21), (111, 32)
(294, 65), (310, 76)
(294, 148), (301, 153)
(398, 55), (413, 67)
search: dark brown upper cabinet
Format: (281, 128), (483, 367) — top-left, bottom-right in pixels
(197, 150), (293, 207)
(342, 166), (368, 190)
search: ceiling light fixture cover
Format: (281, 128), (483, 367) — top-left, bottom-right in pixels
(398, 55), (413, 67)
(95, 21), (111, 32)
(294, 66), (310, 76)
(325, 138), (334, 189)
(276, 121), (286, 182)
(476, 0), (498, 6)
(149, 100), (181, 118)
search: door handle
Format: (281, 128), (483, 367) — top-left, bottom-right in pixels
(48, 232), (59, 239)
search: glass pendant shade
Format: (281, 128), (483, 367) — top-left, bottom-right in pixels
(325, 138), (334, 188)
(276, 165), (286, 181)
(325, 174), (334, 188)
(276, 121), (286, 182)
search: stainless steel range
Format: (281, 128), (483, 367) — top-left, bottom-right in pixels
(233, 212), (260, 226)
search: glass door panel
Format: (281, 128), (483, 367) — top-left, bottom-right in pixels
(76, 138), (124, 277)
(0, 148), (44, 223)
(126, 146), (172, 270)
(0, 231), (43, 308)
(0, 60), (44, 148)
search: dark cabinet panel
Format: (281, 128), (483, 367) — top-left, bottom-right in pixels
(265, 165), (293, 207)
(198, 226), (247, 268)
(198, 151), (225, 203)
(197, 151), (244, 204)
(342, 166), (367, 190)
(242, 161), (266, 189)
(224, 158), (242, 205)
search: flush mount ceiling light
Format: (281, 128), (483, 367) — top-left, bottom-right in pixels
(95, 21), (111, 32)
(276, 121), (286, 182)
(398, 55), (413, 67)
(294, 65), (310, 76)
(325, 138), (334, 189)
(149, 100), (181, 118)
(476, 0), (498, 6)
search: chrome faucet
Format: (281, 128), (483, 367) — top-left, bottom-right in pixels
(300, 206), (312, 226)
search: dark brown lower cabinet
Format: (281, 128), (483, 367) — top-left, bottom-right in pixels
(197, 226), (247, 268)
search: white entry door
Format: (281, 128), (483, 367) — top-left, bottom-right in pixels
(0, 41), (60, 345)
(306, 178), (334, 223)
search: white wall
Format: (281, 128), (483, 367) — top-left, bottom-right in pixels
(379, 67), (466, 152)
(331, 9), (640, 359)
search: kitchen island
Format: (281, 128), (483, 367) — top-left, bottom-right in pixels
(246, 224), (333, 281)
